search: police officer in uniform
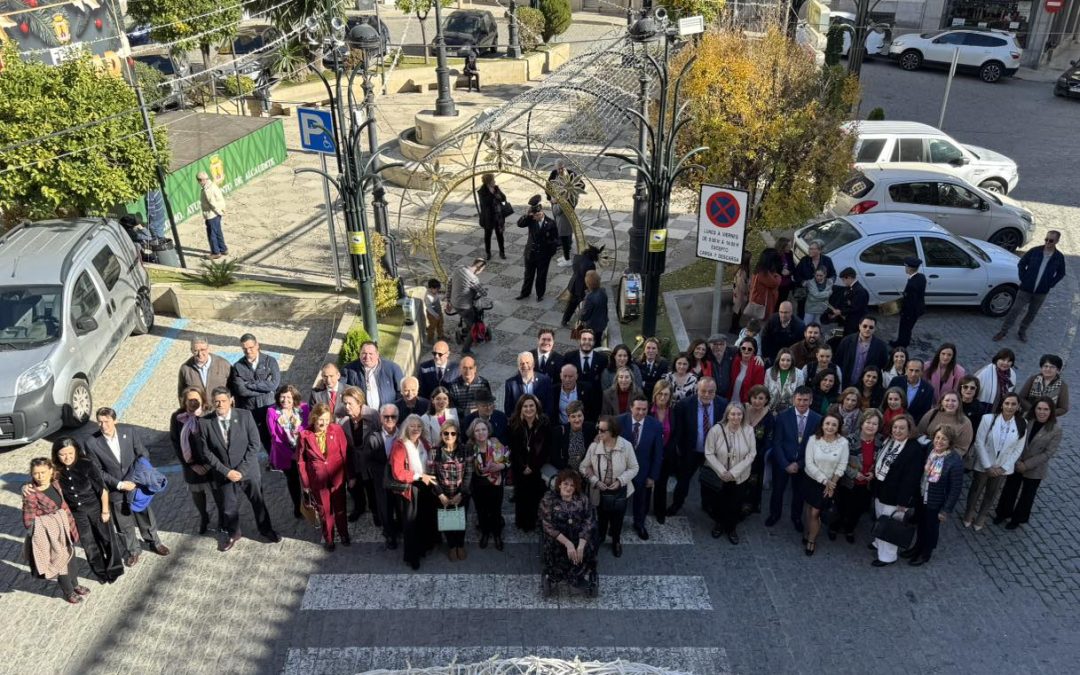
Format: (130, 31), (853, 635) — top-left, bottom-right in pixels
(515, 195), (560, 302)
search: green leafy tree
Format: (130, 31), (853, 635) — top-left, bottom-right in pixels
(395, 0), (454, 65)
(127, 0), (241, 69)
(824, 24), (844, 66)
(658, 0), (723, 25)
(516, 7), (545, 52)
(675, 27), (859, 234)
(133, 62), (169, 109)
(251, 0), (345, 71)
(538, 0), (571, 42)
(0, 43), (169, 226)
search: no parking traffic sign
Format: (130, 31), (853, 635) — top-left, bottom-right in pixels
(697, 185), (747, 264)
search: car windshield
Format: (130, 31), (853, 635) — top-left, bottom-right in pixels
(446, 15), (482, 32)
(0, 286), (62, 350)
(919, 30), (946, 39)
(233, 33), (270, 53)
(950, 233), (992, 262)
(797, 219), (862, 254)
(135, 56), (175, 75)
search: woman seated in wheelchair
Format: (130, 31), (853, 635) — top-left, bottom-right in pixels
(540, 469), (597, 594)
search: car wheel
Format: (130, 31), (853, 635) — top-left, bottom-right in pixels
(980, 61), (1004, 83)
(132, 290), (155, 335)
(988, 228), (1023, 252)
(977, 178), (1007, 195)
(981, 284), (1017, 317)
(899, 50), (922, 71)
(62, 378), (92, 428)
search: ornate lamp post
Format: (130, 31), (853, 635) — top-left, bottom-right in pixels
(607, 10), (707, 339)
(297, 14), (403, 337)
(507, 0), (523, 59)
(432, 0), (458, 116)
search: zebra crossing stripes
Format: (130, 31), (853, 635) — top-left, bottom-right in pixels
(301, 574), (713, 610)
(344, 514), (694, 546)
(283, 646), (731, 675)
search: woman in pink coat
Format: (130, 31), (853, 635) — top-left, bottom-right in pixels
(297, 404), (351, 551)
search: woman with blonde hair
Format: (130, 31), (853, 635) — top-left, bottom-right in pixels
(701, 402), (756, 544)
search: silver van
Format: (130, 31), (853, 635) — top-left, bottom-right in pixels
(0, 219), (155, 446)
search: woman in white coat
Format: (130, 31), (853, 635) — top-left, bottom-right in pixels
(701, 403), (756, 544)
(580, 415), (639, 557)
(420, 387), (459, 447)
(802, 412), (849, 556)
(964, 392), (1026, 530)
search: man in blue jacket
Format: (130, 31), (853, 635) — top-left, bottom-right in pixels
(619, 395), (665, 540)
(766, 386), (821, 533)
(995, 230), (1066, 343)
(667, 378), (729, 518)
(344, 341), (404, 411)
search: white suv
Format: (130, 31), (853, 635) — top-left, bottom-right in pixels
(889, 28), (1022, 83)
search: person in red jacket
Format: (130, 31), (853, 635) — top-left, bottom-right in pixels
(730, 338), (767, 404)
(297, 404), (351, 551)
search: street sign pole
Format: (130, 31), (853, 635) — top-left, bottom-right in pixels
(710, 260), (725, 336)
(697, 185), (748, 335)
(939, 47), (961, 129)
(320, 152), (343, 291)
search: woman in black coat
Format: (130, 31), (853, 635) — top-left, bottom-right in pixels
(561, 244), (602, 326)
(870, 413), (925, 567)
(508, 394), (551, 532)
(477, 172), (509, 260)
(580, 270), (610, 344)
(51, 438), (124, 584)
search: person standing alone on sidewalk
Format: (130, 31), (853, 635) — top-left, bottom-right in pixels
(516, 195), (560, 302)
(198, 171), (228, 259)
(995, 231), (1066, 343)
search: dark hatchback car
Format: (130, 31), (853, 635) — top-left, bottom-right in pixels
(436, 10), (499, 55)
(1054, 60), (1080, 99)
(346, 15), (392, 58)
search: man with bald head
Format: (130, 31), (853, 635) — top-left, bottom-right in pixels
(309, 362), (348, 418)
(447, 355), (491, 419)
(418, 340), (459, 400)
(393, 376), (429, 420)
(762, 300), (804, 363)
(555, 362), (594, 424)
(504, 351), (554, 418)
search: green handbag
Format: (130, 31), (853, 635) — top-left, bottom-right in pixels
(437, 505), (466, 531)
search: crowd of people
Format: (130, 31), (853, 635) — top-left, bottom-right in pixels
(19, 230), (1068, 601)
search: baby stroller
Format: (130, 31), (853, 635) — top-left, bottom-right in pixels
(539, 474), (599, 598)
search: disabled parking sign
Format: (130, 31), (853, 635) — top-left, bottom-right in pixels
(697, 185), (747, 264)
(297, 107), (336, 154)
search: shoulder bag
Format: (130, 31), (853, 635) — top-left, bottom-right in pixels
(384, 452), (412, 495)
(437, 505), (466, 531)
(499, 200), (514, 219)
(871, 510), (916, 548)
(597, 451), (629, 513)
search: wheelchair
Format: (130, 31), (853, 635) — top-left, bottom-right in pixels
(539, 471), (599, 598)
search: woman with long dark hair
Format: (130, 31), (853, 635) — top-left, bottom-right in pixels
(477, 172), (508, 260)
(994, 397), (1063, 529)
(830, 409), (882, 544)
(687, 339), (713, 380)
(964, 393), (1026, 531)
(601, 343), (644, 391)
(858, 366), (885, 410)
(925, 343), (966, 403)
(51, 438), (124, 584)
(509, 394), (550, 532)
(743, 385), (774, 515)
(811, 370), (839, 415)
(430, 419), (473, 561)
(766, 348), (804, 414)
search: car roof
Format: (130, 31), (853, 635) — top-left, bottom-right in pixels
(855, 163), (966, 181)
(844, 212), (949, 235)
(830, 11), (856, 20)
(449, 9), (492, 17)
(846, 120), (945, 136)
(0, 218), (113, 286)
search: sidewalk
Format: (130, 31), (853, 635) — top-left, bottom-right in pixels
(1016, 39), (1080, 82)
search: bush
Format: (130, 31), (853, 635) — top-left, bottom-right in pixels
(867, 107), (885, 120)
(370, 231), (400, 317)
(272, 39), (313, 83)
(198, 258), (240, 287)
(516, 7), (545, 52)
(222, 74), (255, 97)
(538, 0), (572, 42)
(133, 62), (169, 109)
(825, 24), (845, 66)
(338, 322), (373, 366)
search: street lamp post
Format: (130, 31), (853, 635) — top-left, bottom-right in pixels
(298, 17), (403, 337)
(507, 0), (522, 59)
(432, 0), (458, 116)
(627, 53), (650, 276)
(607, 10), (707, 339)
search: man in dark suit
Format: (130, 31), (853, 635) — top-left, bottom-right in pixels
(766, 386), (821, 532)
(639, 337), (669, 399)
(309, 362), (348, 419)
(667, 378), (729, 517)
(195, 387), (280, 551)
(563, 329), (608, 418)
(826, 267), (870, 336)
(530, 328), (564, 382)
(504, 352), (555, 419)
(761, 301), (805, 363)
(619, 395), (664, 540)
(446, 355), (491, 420)
(177, 336), (231, 400)
(229, 333), (281, 449)
(891, 257), (927, 349)
(393, 376), (430, 420)
(835, 316), (889, 387)
(888, 358), (935, 423)
(344, 340), (405, 411)
(86, 407), (168, 566)
(417, 340), (460, 399)
(550, 400), (596, 470)
(360, 403), (401, 549)
(554, 363), (596, 424)
(463, 389), (509, 446)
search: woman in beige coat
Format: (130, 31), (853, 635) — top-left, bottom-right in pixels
(993, 396), (1063, 529)
(916, 392), (974, 456)
(580, 415), (639, 557)
(702, 403), (756, 544)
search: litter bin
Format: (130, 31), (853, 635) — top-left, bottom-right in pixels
(151, 238), (181, 267)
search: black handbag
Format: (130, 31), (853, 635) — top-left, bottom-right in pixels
(384, 458), (412, 495)
(599, 486), (628, 513)
(871, 512), (916, 548)
(499, 200), (514, 218)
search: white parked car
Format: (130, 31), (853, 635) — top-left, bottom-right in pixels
(888, 28), (1022, 83)
(846, 120), (1020, 195)
(794, 213), (1019, 317)
(828, 164), (1034, 251)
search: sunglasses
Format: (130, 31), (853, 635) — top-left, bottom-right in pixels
(960, 384), (977, 389)
(432, 351), (446, 357)
(382, 415), (398, 420)
(740, 347), (755, 352)
(1045, 239), (1058, 244)
(442, 431), (458, 437)
(597, 427), (609, 433)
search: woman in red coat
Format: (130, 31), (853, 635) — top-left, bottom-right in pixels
(297, 403), (351, 551)
(730, 338), (767, 404)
